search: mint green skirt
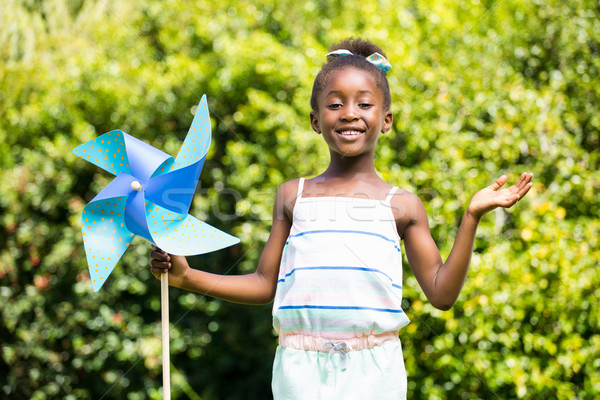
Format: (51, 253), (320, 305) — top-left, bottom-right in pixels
(272, 339), (407, 399)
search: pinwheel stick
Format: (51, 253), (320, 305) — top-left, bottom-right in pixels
(161, 271), (171, 400)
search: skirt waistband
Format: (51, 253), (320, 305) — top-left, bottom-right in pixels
(278, 331), (399, 352)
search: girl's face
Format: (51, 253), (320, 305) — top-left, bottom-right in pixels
(310, 67), (393, 159)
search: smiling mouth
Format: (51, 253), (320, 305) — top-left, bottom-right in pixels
(336, 129), (365, 136)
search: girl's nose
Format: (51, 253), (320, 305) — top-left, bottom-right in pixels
(341, 105), (359, 121)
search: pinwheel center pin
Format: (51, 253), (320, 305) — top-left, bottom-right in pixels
(131, 180), (142, 191)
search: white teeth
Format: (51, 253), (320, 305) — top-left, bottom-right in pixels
(338, 130), (363, 136)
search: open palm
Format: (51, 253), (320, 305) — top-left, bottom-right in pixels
(467, 173), (533, 219)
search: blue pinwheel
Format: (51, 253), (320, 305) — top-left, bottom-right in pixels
(73, 95), (239, 291)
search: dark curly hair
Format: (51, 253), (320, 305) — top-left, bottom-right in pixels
(310, 38), (392, 111)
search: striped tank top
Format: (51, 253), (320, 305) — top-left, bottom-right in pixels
(272, 178), (410, 340)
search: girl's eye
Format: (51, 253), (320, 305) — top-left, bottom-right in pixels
(359, 103), (373, 108)
(327, 103), (342, 110)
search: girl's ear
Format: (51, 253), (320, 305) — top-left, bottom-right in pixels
(381, 110), (393, 134)
(310, 111), (321, 134)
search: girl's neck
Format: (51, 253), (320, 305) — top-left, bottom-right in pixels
(322, 151), (378, 180)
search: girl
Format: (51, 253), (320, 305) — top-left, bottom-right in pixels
(150, 38), (533, 399)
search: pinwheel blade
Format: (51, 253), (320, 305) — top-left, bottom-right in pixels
(121, 133), (172, 183)
(81, 196), (134, 291)
(90, 172), (137, 203)
(144, 202), (239, 256)
(176, 94), (211, 166)
(73, 130), (133, 176)
(151, 95), (211, 179)
(145, 158), (205, 215)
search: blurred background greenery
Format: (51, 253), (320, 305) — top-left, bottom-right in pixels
(0, 0), (598, 398)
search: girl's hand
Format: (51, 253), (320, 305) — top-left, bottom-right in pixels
(467, 172), (533, 220)
(150, 245), (190, 288)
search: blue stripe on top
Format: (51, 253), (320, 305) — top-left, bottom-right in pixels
(277, 266), (402, 290)
(278, 305), (405, 314)
(285, 229), (401, 252)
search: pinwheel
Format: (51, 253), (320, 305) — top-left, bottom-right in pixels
(73, 94), (239, 291)
(73, 95), (239, 398)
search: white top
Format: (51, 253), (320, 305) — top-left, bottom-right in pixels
(272, 178), (410, 340)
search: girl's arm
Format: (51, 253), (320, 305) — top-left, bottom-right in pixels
(399, 173), (533, 310)
(149, 181), (296, 305)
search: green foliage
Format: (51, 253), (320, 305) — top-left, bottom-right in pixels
(0, 0), (598, 398)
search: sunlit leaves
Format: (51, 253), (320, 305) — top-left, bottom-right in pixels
(0, 0), (598, 399)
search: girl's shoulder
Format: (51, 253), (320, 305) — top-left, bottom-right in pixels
(278, 178), (303, 200)
(276, 178), (303, 221)
(388, 188), (425, 235)
(389, 187), (420, 202)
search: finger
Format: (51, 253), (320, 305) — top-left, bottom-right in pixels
(150, 250), (167, 262)
(511, 172), (527, 191)
(150, 250), (170, 262)
(490, 175), (508, 191)
(152, 244), (172, 256)
(150, 262), (171, 279)
(151, 271), (165, 280)
(508, 172), (531, 194)
(517, 182), (533, 199)
(521, 172), (533, 185)
(513, 173), (533, 196)
(151, 244), (166, 254)
(499, 193), (521, 208)
(151, 268), (162, 279)
(519, 172), (532, 187)
(151, 266), (169, 276)
(514, 173), (525, 188)
(150, 258), (171, 269)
